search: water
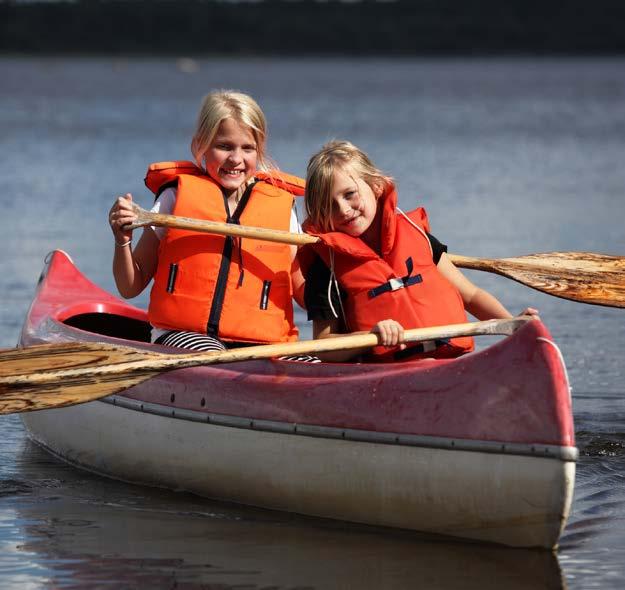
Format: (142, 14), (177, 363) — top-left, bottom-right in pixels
(1, 55), (624, 588)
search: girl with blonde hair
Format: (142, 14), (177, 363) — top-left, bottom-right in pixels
(301, 140), (538, 362)
(108, 90), (307, 353)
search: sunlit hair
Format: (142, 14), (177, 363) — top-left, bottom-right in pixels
(191, 90), (269, 172)
(305, 140), (393, 232)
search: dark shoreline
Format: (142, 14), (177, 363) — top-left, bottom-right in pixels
(2, 0), (625, 56)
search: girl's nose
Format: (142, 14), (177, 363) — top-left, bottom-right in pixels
(227, 148), (243, 163)
(336, 203), (349, 218)
(338, 199), (356, 218)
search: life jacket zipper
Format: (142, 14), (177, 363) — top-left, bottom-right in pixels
(206, 181), (255, 337)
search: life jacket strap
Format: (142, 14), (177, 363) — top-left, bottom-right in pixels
(368, 257), (422, 298)
(392, 338), (451, 360)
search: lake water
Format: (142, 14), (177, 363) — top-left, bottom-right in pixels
(1, 55), (624, 588)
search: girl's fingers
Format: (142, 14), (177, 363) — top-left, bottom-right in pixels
(520, 307), (540, 318)
(374, 320), (405, 346)
(109, 195), (137, 241)
(110, 213), (136, 229)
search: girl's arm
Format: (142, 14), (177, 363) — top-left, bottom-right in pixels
(436, 252), (538, 320)
(110, 194), (159, 298)
(290, 248), (306, 309)
(289, 206), (306, 309)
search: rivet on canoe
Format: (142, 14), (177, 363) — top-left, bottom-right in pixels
(200, 398), (206, 407)
(170, 393), (175, 403)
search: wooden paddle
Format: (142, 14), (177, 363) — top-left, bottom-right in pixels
(0, 317), (529, 415)
(129, 204), (625, 308)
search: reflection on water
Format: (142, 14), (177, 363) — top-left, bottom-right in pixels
(1, 435), (565, 590)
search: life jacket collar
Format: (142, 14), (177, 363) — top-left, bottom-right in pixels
(144, 160), (305, 197)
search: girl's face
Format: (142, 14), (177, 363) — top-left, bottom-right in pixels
(204, 118), (258, 196)
(329, 166), (381, 237)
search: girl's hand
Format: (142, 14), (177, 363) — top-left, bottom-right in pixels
(371, 319), (406, 348)
(518, 307), (540, 320)
(109, 193), (136, 243)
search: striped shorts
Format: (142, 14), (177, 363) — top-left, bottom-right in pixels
(154, 330), (227, 352)
(154, 330), (320, 362)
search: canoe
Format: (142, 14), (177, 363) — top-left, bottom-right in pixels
(19, 249), (576, 549)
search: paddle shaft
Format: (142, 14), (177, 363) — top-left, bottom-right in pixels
(128, 205), (625, 308)
(129, 204), (317, 246)
(0, 317), (529, 415)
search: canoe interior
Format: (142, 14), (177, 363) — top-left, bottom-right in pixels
(63, 312), (152, 343)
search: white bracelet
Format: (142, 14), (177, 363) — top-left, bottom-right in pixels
(115, 239), (132, 248)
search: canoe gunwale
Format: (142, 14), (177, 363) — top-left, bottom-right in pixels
(105, 395), (579, 462)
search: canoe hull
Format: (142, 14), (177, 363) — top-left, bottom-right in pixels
(22, 396), (574, 548)
(18, 250), (577, 548)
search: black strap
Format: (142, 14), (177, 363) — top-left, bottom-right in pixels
(368, 257), (422, 298)
(206, 182), (256, 335)
(392, 338), (451, 361)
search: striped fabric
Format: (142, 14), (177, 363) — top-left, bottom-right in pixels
(154, 330), (226, 352)
(154, 330), (321, 363)
(279, 354), (322, 363)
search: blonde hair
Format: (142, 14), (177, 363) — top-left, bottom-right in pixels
(191, 90), (269, 172)
(305, 140), (392, 232)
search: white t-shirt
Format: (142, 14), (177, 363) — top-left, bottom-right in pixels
(149, 187), (302, 342)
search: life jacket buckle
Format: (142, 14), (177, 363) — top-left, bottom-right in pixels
(388, 277), (405, 291)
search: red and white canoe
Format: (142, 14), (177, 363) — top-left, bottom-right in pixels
(20, 250), (576, 548)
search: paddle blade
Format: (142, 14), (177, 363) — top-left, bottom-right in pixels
(0, 373), (152, 415)
(0, 342), (159, 377)
(450, 252), (625, 308)
(0, 342), (162, 414)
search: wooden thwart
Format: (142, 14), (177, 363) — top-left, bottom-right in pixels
(129, 205), (625, 308)
(0, 317), (530, 415)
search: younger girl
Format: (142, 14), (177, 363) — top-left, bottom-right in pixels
(301, 140), (537, 362)
(108, 90), (306, 352)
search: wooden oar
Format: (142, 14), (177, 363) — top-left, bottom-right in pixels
(129, 203), (316, 245)
(0, 317), (529, 415)
(129, 205), (625, 308)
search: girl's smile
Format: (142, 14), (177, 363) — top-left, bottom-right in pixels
(204, 118), (258, 197)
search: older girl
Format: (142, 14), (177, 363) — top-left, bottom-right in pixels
(109, 90), (305, 352)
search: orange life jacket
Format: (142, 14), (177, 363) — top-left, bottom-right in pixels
(146, 162), (302, 343)
(302, 187), (474, 361)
